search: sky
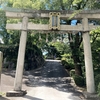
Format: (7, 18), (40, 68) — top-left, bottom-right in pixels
(71, 20), (77, 25)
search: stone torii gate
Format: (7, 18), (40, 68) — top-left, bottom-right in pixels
(4, 7), (100, 96)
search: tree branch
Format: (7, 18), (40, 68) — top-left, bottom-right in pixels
(60, 0), (65, 10)
(92, 32), (99, 44)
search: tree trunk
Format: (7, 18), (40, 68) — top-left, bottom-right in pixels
(59, 1), (83, 76)
(73, 55), (83, 76)
(68, 33), (83, 76)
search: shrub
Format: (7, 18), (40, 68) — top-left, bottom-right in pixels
(61, 54), (74, 70)
(97, 83), (100, 96)
(73, 74), (84, 87)
(95, 74), (100, 90)
(70, 69), (75, 76)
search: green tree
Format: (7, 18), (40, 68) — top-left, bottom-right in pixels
(0, 0), (46, 69)
(2, 0), (100, 75)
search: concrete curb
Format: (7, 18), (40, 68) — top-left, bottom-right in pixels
(6, 90), (27, 97)
(83, 91), (100, 100)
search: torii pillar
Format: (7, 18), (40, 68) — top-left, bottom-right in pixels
(0, 51), (3, 92)
(82, 18), (95, 93)
(6, 16), (28, 96)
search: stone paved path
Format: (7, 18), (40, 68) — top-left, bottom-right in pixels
(0, 59), (84, 100)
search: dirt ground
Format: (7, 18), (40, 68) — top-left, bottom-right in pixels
(0, 60), (84, 100)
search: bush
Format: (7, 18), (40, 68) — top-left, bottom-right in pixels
(70, 69), (75, 76)
(73, 74), (84, 87)
(61, 58), (68, 66)
(95, 74), (100, 90)
(97, 83), (100, 96)
(61, 54), (74, 70)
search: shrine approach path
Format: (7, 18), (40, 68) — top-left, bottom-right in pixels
(1, 59), (83, 100)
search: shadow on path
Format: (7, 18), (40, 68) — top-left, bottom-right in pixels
(0, 96), (10, 100)
(23, 95), (43, 100)
(24, 60), (83, 98)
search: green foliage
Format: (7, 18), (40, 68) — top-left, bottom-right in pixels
(0, 9), (6, 25)
(0, 3), (45, 70)
(70, 69), (85, 87)
(90, 27), (100, 68)
(0, 44), (18, 59)
(69, 10), (82, 19)
(0, 33), (44, 70)
(7, 0), (46, 10)
(73, 74), (84, 87)
(49, 42), (70, 55)
(13, 0), (33, 8)
(95, 74), (100, 90)
(46, 41), (72, 60)
(25, 42), (44, 70)
(93, 2), (100, 9)
(90, 24), (100, 95)
(90, 27), (100, 35)
(97, 83), (100, 96)
(0, 9), (11, 45)
(61, 54), (74, 70)
(70, 69), (75, 76)
(72, 0), (82, 5)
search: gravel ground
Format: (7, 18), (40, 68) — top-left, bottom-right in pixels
(0, 59), (84, 100)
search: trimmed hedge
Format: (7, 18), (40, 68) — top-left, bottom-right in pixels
(73, 74), (84, 87)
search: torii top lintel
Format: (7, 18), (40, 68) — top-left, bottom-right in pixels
(4, 7), (100, 32)
(4, 7), (100, 19)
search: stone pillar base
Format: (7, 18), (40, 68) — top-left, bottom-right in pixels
(83, 91), (100, 100)
(6, 90), (27, 97)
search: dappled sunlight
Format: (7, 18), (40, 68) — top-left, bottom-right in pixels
(22, 95), (43, 100)
(25, 86), (82, 100)
(24, 60), (83, 99)
(1, 60), (83, 100)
